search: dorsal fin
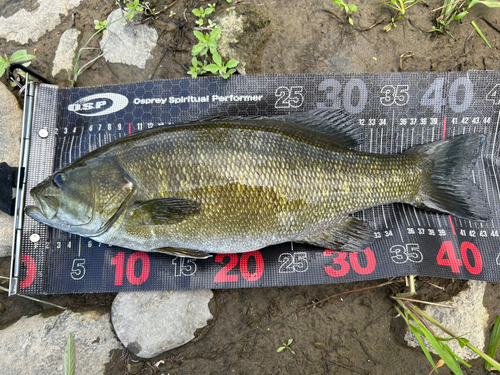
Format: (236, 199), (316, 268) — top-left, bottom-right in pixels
(199, 108), (361, 150)
(272, 109), (361, 149)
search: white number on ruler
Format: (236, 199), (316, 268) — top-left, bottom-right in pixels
(390, 243), (423, 264)
(278, 252), (308, 273)
(172, 257), (197, 277)
(71, 259), (86, 280)
(317, 78), (368, 114)
(380, 85), (409, 106)
(421, 77), (473, 113)
(486, 84), (500, 105)
(497, 252), (500, 266)
(275, 86), (304, 108)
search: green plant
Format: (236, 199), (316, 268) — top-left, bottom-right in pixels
(430, 0), (499, 43)
(204, 50), (238, 79)
(0, 50), (36, 78)
(471, 20), (491, 48)
(277, 339), (296, 354)
(188, 56), (207, 78)
(188, 24), (239, 79)
(382, 0), (420, 31)
(486, 316), (500, 371)
(332, 0), (358, 25)
(193, 4), (215, 26)
(395, 298), (500, 374)
(192, 27), (221, 56)
(70, 0), (145, 86)
(64, 332), (75, 375)
(125, 0), (144, 22)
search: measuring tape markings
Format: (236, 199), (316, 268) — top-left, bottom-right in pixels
(14, 72), (500, 294)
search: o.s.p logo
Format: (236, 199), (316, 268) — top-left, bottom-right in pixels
(68, 93), (129, 117)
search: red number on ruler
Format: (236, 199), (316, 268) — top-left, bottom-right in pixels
(214, 251), (264, 282)
(436, 241), (482, 274)
(461, 242), (482, 275)
(111, 252), (150, 286)
(240, 251), (264, 281)
(20, 254), (36, 289)
(324, 248), (376, 277)
(110, 252), (125, 285)
(127, 252), (150, 285)
(214, 254), (239, 282)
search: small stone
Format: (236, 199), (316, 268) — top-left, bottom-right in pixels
(52, 29), (81, 77)
(0, 83), (22, 258)
(0, 310), (122, 374)
(100, 9), (158, 69)
(111, 290), (214, 358)
(314, 342), (326, 349)
(404, 280), (488, 360)
(0, 0), (83, 44)
(127, 360), (145, 373)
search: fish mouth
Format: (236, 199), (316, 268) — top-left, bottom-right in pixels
(26, 190), (59, 221)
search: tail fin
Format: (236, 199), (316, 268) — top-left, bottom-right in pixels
(407, 134), (488, 221)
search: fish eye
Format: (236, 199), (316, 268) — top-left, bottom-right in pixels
(52, 173), (67, 188)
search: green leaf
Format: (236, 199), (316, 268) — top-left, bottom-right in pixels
(227, 68), (236, 75)
(193, 9), (201, 16)
(475, 0), (500, 7)
(486, 316), (500, 370)
(205, 7), (214, 15)
(226, 59), (239, 68)
(192, 44), (205, 56)
(277, 347), (285, 352)
(204, 64), (220, 73)
(289, 348), (296, 355)
(212, 51), (222, 67)
(288, 339), (293, 345)
(10, 50), (35, 63)
(210, 27), (222, 41)
(0, 65), (6, 78)
(349, 4), (358, 11)
(409, 325), (439, 373)
(349, 16), (354, 25)
(126, 3), (134, 9)
(453, 11), (468, 20)
(193, 30), (206, 42)
(471, 21), (491, 48)
(64, 332), (75, 375)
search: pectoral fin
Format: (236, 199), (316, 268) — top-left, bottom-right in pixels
(300, 217), (372, 252)
(130, 198), (201, 225)
(154, 247), (212, 259)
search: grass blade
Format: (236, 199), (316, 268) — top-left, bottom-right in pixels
(486, 316), (500, 371)
(65, 332), (75, 375)
(471, 21), (491, 48)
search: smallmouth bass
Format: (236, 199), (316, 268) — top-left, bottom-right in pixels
(26, 109), (488, 258)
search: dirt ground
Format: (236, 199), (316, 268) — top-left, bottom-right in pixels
(2, 0), (500, 374)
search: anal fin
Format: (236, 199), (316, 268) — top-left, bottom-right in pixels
(154, 247), (212, 259)
(299, 217), (372, 252)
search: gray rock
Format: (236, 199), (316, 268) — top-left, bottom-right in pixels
(0, 83), (22, 257)
(52, 29), (80, 77)
(0, 0), (82, 44)
(213, 6), (271, 75)
(0, 309), (122, 374)
(405, 280), (488, 360)
(100, 9), (158, 69)
(112, 290), (214, 358)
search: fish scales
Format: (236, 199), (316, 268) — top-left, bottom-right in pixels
(26, 109), (488, 257)
(70, 124), (419, 252)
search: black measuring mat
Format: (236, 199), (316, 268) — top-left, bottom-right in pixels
(12, 72), (500, 295)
